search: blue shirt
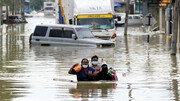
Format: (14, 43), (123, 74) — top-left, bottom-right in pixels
(72, 67), (95, 81)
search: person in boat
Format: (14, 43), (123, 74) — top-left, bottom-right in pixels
(68, 58), (96, 81)
(95, 64), (117, 81)
(91, 55), (101, 73)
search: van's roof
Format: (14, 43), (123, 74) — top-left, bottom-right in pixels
(128, 14), (142, 16)
(36, 24), (88, 28)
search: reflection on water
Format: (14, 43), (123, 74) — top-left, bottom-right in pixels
(0, 80), (30, 100)
(0, 24), (30, 101)
(170, 56), (179, 101)
(0, 17), (180, 101)
(69, 82), (117, 99)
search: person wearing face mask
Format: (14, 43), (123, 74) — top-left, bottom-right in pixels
(95, 64), (116, 81)
(68, 58), (96, 81)
(91, 55), (101, 73)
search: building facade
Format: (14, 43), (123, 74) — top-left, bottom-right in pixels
(25, 0), (30, 13)
(114, 0), (135, 14)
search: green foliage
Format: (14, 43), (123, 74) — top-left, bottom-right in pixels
(30, 0), (44, 11)
(30, 0), (55, 11)
(1, 0), (10, 6)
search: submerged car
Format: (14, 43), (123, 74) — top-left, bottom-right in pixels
(29, 24), (114, 47)
(4, 15), (27, 24)
(115, 13), (143, 26)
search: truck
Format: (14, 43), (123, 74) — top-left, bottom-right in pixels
(44, 2), (55, 17)
(55, 0), (116, 39)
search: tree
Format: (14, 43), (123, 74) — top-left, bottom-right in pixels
(124, 0), (130, 35)
(21, 0), (25, 18)
(30, 0), (55, 11)
(30, 0), (44, 11)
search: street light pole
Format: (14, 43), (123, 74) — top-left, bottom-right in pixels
(124, 0), (130, 36)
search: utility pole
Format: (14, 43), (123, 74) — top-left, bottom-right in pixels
(171, 0), (180, 55)
(124, 0), (130, 35)
(21, 0), (25, 18)
(6, 4), (9, 23)
(12, 0), (15, 15)
(0, 0), (2, 25)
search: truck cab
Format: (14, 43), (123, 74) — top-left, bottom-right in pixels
(55, 0), (116, 40)
(44, 2), (55, 17)
(76, 14), (115, 39)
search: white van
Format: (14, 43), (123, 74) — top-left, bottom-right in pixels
(115, 14), (143, 26)
(30, 24), (114, 47)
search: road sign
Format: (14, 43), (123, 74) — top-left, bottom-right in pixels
(160, 0), (172, 3)
(142, 13), (157, 27)
(159, 3), (167, 7)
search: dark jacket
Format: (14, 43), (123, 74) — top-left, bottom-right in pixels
(95, 64), (116, 81)
(95, 72), (115, 81)
(72, 67), (95, 81)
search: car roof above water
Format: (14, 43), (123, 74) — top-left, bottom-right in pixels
(36, 24), (88, 29)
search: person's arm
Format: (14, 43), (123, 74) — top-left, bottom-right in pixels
(88, 68), (97, 77)
(94, 72), (101, 80)
(107, 74), (115, 80)
(88, 71), (97, 77)
(68, 63), (78, 74)
(68, 67), (75, 74)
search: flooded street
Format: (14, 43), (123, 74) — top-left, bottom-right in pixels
(0, 16), (180, 101)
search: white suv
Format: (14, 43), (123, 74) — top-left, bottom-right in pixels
(29, 24), (114, 47)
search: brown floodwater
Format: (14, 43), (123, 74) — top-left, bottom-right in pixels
(0, 16), (180, 101)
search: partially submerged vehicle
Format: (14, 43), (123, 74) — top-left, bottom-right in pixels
(4, 15), (27, 24)
(115, 13), (126, 25)
(55, 0), (116, 39)
(44, 2), (55, 17)
(128, 14), (143, 26)
(115, 14), (143, 26)
(29, 24), (114, 47)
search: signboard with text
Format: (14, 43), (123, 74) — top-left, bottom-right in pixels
(77, 14), (113, 19)
(159, 0), (172, 7)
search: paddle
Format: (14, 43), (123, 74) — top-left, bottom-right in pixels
(53, 78), (74, 82)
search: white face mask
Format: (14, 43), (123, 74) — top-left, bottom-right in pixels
(82, 65), (88, 69)
(92, 61), (98, 65)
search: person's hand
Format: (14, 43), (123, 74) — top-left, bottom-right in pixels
(72, 63), (79, 68)
(92, 71), (97, 76)
(88, 71), (93, 76)
(88, 71), (97, 76)
(69, 63), (79, 74)
(109, 70), (115, 74)
(100, 68), (102, 72)
(101, 59), (104, 62)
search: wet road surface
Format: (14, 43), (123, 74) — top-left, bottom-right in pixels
(0, 16), (180, 101)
